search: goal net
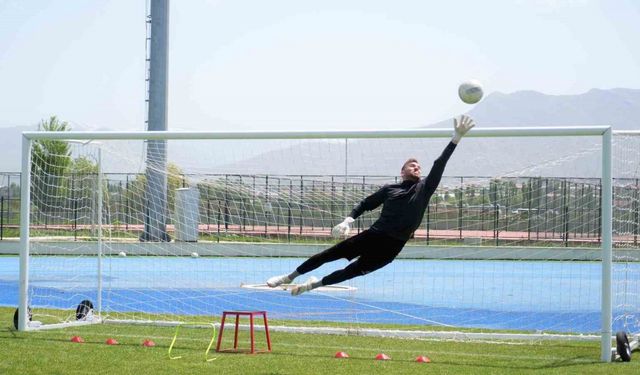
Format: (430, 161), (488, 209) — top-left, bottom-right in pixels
(17, 127), (636, 362)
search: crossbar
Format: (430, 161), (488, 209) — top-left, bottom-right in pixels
(23, 126), (610, 141)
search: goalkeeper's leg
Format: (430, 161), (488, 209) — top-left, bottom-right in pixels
(291, 236), (404, 294)
(289, 262), (364, 296)
(267, 231), (367, 288)
(290, 257), (385, 296)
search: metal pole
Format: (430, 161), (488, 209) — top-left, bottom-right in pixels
(288, 180), (292, 242)
(18, 136), (31, 331)
(600, 127), (613, 362)
(265, 175), (269, 235)
(240, 176), (245, 232)
(23, 126), (613, 141)
(458, 177), (463, 240)
(527, 179), (532, 241)
(224, 175), (228, 232)
(73, 174), (77, 241)
(125, 176), (130, 231)
(360, 176), (365, 234)
(217, 200), (221, 243)
(277, 178), (281, 231)
(311, 179), (315, 231)
(481, 187), (486, 232)
(331, 176), (335, 228)
(344, 139), (348, 219)
(97, 148), (103, 318)
(552, 182), (557, 238)
(562, 180), (569, 247)
(142, 0), (170, 242)
(6, 175), (10, 231)
(1, 196), (4, 241)
(634, 179), (639, 247)
(505, 182), (510, 238)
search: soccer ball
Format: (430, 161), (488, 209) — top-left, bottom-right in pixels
(458, 79), (483, 104)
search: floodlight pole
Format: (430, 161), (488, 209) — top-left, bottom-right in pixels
(142, 0), (170, 242)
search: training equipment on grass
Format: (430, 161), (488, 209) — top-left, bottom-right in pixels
(168, 322), (217, 362)
(215, 311), (271, 354)
(70, 336), (84, 343)
(75, 300), (94, 320)
(13, 307), (31, 330)
(375, 353), (391, 360)
(334, 351), (349, 358)
(142, 339), (156, 347)
(616, 331), (631, 362)
(105, 338), (118, 345)
(16, 128), (640, 364)
(612, 330), (639, 362)
(458, 79), (483, 104)
(415, 355), (431, 363)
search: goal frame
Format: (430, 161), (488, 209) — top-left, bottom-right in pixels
(18, 125), (614, 362)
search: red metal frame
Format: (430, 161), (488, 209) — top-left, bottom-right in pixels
(215, 311), (272, 354)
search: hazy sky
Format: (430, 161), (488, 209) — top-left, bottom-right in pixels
(0, 0), (638, 131)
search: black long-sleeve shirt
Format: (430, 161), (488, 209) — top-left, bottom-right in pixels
(349, 141), (457, 241)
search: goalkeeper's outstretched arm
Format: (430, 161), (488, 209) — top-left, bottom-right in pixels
(423, 115), (475, 195)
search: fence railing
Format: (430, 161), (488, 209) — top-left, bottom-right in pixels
(2, 172), (639, 247)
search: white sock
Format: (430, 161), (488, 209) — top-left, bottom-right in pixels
(287, 271), (300, 282)
(310, 279), (323, 289)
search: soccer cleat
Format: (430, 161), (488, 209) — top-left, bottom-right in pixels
(291, 276), (319, 296)
(266, 274), (291, 288)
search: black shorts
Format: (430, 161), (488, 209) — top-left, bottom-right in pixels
(324, 229), (406, 273)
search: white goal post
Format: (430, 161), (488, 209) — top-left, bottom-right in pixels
(18, 126), (614, 362)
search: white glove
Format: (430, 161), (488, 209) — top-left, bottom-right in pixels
(452, 115), (475, 143)
(331, 217), (355, 238)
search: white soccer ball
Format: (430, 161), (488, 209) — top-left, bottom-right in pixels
(458, 79), (483, 104)
(190, 252), (199, 258)
(118, 251), (127, 257)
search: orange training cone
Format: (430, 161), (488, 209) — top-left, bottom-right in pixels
(334, 351), (349, 358)
(70, 336), (84, 343)
(415, 355), (431, 363)
(105, 338), (119, 345)
(375, 353), (391, 361)
(142, 339), (156, 347)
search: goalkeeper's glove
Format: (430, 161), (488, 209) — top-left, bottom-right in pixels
(452, 115), (475, 143)
(331, 217), (355, 238)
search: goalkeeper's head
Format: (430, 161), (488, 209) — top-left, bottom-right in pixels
(401, 158), (421, 182)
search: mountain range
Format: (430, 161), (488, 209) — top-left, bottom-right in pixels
(2, 88), (639, 180)
(213, 88), (640, 179)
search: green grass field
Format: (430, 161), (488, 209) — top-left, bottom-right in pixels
(0, 307), (638, 375)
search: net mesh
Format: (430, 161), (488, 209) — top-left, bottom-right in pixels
(20, 132), (639, 340)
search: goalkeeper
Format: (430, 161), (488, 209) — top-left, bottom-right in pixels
(267, 115), (475, 296)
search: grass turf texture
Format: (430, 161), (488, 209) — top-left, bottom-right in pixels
(1, 307), (638, 374)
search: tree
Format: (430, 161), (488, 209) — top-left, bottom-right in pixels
(124, 162), (186, 220)
(70, 156), (98, 175)
(31, 116), (71, 203)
